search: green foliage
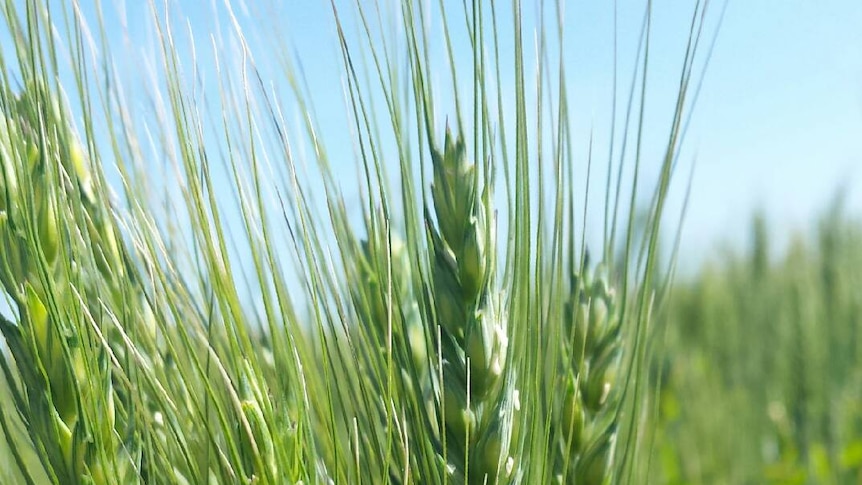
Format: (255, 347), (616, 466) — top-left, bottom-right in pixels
(653, 204), (862, 484)
(0, 80), (134, 484)
(0, 0), (714, 483)
(550, 263), (621, 484)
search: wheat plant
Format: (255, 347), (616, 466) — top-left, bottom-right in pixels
(0, 0), (719, 483)
(653, 204), (862, 484)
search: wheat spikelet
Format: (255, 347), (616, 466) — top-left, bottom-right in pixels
(0, 83), (137, 484)
(553, 259), (621, 485)
(425, 126), (511, 484)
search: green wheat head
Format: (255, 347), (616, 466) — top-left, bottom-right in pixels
(0, 0), (718, 483)
(0, 82), (134, 484)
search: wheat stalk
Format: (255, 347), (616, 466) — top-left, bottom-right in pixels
(0, 82), (136, 484)
(425, 126), (512, 484)
(0, 0), (716, 482)
(551, 258), (621, 484)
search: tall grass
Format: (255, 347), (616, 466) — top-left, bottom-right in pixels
(653, 202), (862, 484)
(1, 0), (717, 483)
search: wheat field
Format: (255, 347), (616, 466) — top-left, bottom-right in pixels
(2, 1), (859, 484)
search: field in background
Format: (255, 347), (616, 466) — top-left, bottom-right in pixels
(653, 202), (862, 484)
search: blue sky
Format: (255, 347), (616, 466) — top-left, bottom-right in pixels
(268, 0), (862, 267)
(6, 0), (862, 270)
(680, 0), (862, 263)
(231, 0), (862, 266)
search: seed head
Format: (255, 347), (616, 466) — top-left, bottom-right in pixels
(430, 126), (477, 252)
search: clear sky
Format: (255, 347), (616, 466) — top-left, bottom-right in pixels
(226, 0), (862, 267)
(258, 0), (862, 267)
(6, 0), (862, 271)
(680, 0), (862, 264)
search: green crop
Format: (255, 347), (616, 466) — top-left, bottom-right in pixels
(0, 1), (718, 483)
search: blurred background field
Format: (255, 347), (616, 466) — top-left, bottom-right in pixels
(652, 201), (862, 484)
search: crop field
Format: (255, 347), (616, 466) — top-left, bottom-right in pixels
(652, 209), (862, 484)
(1, 1), (860, 484)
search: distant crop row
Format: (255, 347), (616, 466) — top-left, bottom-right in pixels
(653, 207), (862, 484)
